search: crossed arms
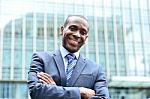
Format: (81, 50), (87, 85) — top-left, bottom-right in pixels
(37, 72), (95, 99)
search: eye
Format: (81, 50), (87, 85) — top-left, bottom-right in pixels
(80, 30), (87, 35)
(69, 26), (77, 31)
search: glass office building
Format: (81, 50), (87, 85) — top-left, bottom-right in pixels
(0, 0), (150, 99)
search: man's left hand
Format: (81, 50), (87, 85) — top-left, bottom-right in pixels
(37, 72), (56, 84)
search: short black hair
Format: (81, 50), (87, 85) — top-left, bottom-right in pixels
(63, 15), (89, 27)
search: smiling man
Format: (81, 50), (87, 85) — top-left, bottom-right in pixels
(28, 15), (110, 99)
(61, 15), (88, 53)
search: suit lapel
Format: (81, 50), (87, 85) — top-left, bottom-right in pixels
(68, 54), (86, 86)
(53, 50), (67, 86)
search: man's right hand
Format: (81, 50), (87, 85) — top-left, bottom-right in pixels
(79, 87), (96, 99)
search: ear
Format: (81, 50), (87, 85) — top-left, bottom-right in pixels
(60, 26), (64, 35)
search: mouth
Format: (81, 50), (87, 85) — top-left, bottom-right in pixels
(69, 39), (78, 46)
(68, 38), (79, 46)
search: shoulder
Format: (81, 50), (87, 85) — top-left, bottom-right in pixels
(32, 50), (58, 60)
(31, 50), (59, 64)
(33, 51), (52, 57)
(33, 49), (60, 57)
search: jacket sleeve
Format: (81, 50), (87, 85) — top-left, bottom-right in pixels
(94, 65), (110, 99)
(27, 52), (81, 99)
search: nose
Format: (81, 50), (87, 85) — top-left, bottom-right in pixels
(73, 30), (81, 38)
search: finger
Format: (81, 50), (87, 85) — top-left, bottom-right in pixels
(37, 74), (51, 84)
(37, 72), (52, 83)
(43, 73), (55, 83)
(37, 72), (56, 84)
(39, 79), (47, 84)
(39, 72), (55, 83)
(40, 72), (55, 83)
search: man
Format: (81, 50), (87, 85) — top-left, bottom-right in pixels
(28, 15), (109, 99)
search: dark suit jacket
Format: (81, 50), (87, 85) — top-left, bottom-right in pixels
(28, 50), (109, 99)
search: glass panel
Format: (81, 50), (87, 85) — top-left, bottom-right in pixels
(14, 18), (22, 80)
(112, 0), (120, 8)
(107, 22), (114, 42)
(36, 13), (44, 51)
(98, 17), (104, 42)
(0, 82), (28, 99)
(26, 13), (33, 50)
(117, 25), (123, 42)
(3, 21), (12, 38)
(47, 14), (54, 51)
(75, 4), (84, 14)
(143, 25), (150, 43)
(95, 0), (103, 7)
(47, 2), (54, 13)
(128, 54), (136, 76)
(135, 43), (145, 76)
(88, 42), (95, 55)
(57, 15), (64, 46)
(15, 18), (22, 38)
(99, 42), (105, 53)
(25, 50), (32, 78)
(141, 10), (149, 24)
(57, 3), (64, 14)
(3, 20), (12, 50)
(65, 4), (74, 15)
(133, 24), (141, 42)
(34, 0), (45, 13)
(14, 50), (22, 79)
(125, 23), (133, 42)
(131, 0), (139, 9)
(118, 53), (126, 76)
(99, 53), (106, 72)
(2, 49), (11, 79)
(132, 10), (140, 24)
(80, 45), (86, 55)
(109, 53), (116, 76)
(85, 6), (94, 16)
(145, 43), (150, 76)
(89, 51), (96, 61)
(109, 88), (149, 99)
(123, 9), (131, 24)
(104, 0), (112, 7)
(88, 16), (95, 51)
(118, 43), (125, 76)
(140, 0), (148, 10)
(115, 9), (123, 42)
(122, 0), (130, 8)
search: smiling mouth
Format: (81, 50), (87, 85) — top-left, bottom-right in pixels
(68, 39), (79, 46)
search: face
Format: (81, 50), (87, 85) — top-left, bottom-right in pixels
(61, 16), (89, 53)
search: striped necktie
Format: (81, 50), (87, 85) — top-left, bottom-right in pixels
(66, 53), (76, 84)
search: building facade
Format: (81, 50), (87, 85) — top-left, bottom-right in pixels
(0, 0), (150, 99)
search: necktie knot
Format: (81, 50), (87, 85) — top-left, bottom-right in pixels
(66, 54), (76, 64)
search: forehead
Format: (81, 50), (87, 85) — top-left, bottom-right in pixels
(66, 16), (89, 31)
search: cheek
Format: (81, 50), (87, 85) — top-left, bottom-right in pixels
(62, 35), (69, 45)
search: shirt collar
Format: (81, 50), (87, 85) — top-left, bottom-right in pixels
(60, 45), (79, 59)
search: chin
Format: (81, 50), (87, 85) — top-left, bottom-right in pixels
(68, 48), (79, 53)
(65, 44), (81, 53)
(69, 49), (78, 53)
